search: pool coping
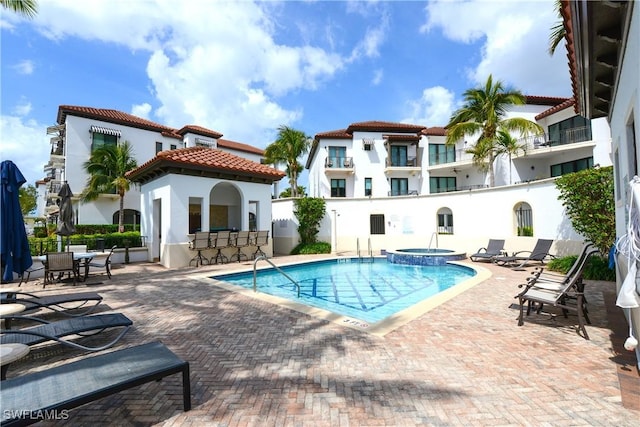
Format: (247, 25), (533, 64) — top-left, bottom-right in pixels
(195, 257), (492, 337)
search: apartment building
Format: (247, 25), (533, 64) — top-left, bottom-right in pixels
(39, 105), (267, 226)
(305, 97), (612, 199)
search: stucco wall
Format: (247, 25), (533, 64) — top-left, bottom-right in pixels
(272, 178), (585, 256)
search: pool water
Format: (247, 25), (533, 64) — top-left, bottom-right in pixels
(211, 258), (476, 324)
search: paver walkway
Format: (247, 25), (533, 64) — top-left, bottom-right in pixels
(5, 255), (639, 426)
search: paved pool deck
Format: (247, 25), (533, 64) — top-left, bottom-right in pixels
(4, 254), (639, 426)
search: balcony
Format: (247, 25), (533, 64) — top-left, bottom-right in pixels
(387, 189), (419, 197)
(324, 157), (354, 175)
(514, 127), (595, 160)
(384, 156), (421, 176)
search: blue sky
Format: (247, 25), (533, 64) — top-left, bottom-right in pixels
(0, 0), (570, 188)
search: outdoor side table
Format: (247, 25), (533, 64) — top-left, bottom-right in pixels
(0, 303), (26, 329)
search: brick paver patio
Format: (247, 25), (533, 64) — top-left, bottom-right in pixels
(4, 255), (639, 426)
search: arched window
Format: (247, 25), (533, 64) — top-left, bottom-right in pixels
(514, 202), (533, 236)
(437, 207), (453, 234)
(113, 209), (141, 231)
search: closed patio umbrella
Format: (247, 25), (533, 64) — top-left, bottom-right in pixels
(56, 182), (76, 248)
(0, 160), (33, 283)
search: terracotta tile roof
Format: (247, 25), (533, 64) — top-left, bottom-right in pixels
(127, 146), (284, 184)
(422, 127), (447, 136)
(524, 95), (570, 106)
(346, 121), (426, 133)
(218, 138), (264, 155)
(177, 125), (223, 139)
(57, 105), (264, 155)
(57, 105), (177, 135)
(314, 129), (352, 139)
(535, 98), (576, 120)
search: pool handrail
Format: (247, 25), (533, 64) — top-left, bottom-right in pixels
(253, 255), (301, 298)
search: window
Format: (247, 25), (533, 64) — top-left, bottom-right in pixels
(170, 144), (177, 150)
(155, 142), (163, 153)
(370, 214), (385, 234)
(429, 144), (455, 166)
(390, 145), (408, 166)
(515, 202), (533, 236)
(364, 178), (372, 196)
(390, 178), (408, 196)
(429, 177), (456, 193)
(548, 115), (591, 145)
(328, 146), (346, 168)
(188, 198), (203, 234)
(331, 179), (346, 197)
(91, 132), (117, 151)
(437, 208), (453, 234)
(550, 157), (593, 177)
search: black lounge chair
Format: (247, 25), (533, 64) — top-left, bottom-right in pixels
(1, 312), (132, 352)
(515, 246), (599, 339)
(469, 239), (505, 262)
(0, 341), (190, 426)
(1, 291), (103, 317)
(493, 239), (554, 269)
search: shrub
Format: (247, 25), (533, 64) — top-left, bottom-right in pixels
(290, 242), (331, 255)
(546, 255), (615, 281)
(293, 197), (326, 245)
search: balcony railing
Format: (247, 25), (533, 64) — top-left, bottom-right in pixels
(387, 190), (419, 196)
(385, 156), (418, 167)
(518, 126), (592, 151)
(325, 157), (354, 168)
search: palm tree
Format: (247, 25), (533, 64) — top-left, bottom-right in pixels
(81, 141), (138, 233)
(494, 129), (527, 185)
(445, 74), (543, 187)
(1, 0), (38, 18)
(548, 0), (566, 56)
(264, 125), (311, 198)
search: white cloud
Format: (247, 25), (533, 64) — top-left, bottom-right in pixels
(422, 0), (571, 97)
(131, 103), (152, 120)
(403, 86), (457, 126)
(0, 114), (50, 186)
(13, 98), (32, 116)
(29, 0), (364, 147)
(13, 60), (34, 75)
(372, 69), (383, 86)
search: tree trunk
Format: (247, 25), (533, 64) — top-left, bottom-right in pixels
(119, 191), (125, 233)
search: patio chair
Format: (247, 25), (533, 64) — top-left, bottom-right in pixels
(525, 242), (595, 290)
(0, 312), (132, 351)
(1, 290), (103, 317)
(469, 239), (506, 262)
(210, 230), (230, 264)
(230, 230), (250, 263)
(492, 239), (554, 269)
(44, 252), (78, 288)
(17, 264), (45, 286)
(515, 246), (599, 339)
(253, 230), (269, 259)
(0, 341), (190, 424)
(188, 232), (210, 267)
(88, 245), (117, 279)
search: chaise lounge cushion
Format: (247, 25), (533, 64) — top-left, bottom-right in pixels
(0, 341), (191, 426)
(1, 291), (103, 316)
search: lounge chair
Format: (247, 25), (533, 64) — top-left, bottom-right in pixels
(492, 239), (554, 269)
(0, 312), (132, 351)
(515, 246), (599, 339)
(469, 239), (506, 262)
(525, 242), (594, 290)
(0, 341), (190, 425)
(1, 290), (103, 317)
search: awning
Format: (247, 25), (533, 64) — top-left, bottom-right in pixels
(90, 125), (121, 137)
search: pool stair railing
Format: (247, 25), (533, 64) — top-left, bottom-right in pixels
(428, 232), (439, 251)
(357, 237), (375, 263)
(253, 255), (300, 297)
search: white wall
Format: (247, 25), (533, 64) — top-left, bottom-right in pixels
(609, 3), (640, 368)
(139, 173), (275, 268)
(272, 178), (584, 256)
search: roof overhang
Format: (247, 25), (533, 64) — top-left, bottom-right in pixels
(568, 0), (634, 119)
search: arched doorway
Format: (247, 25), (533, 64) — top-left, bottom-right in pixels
(112, 209), (141, 231)
(514, 202), (533, 236)
(209, 183), (243, 231)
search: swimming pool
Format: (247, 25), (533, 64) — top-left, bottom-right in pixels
(210, 258), (478, 330)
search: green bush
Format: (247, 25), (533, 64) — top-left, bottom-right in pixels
(546, 255), (615, 281)
(290, 241), (331, 255)
(28, 231), (143, 256)
(517, 226), (533, 236)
